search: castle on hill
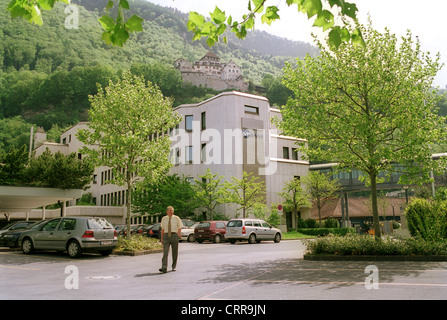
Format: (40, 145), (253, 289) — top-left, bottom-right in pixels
(174, 52), (249, 92)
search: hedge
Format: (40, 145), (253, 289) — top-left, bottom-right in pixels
(297, 227), (356, 237)
(304, 234), (447, 256)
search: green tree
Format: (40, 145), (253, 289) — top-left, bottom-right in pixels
(223, 171), (266, 218)
(25, 149), (94, 189)
(303, 171), (340, 227)
(77, 72), (181, 238)
(0, 116), (34, 151)
(278, 177), (310, 230)
(0, 145), (28, 185)
(133, 174), (198, 218)
(193, 168), (226, 221)
(279, 23), (446, 238)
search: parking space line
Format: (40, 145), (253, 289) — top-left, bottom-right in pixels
(0, 264), (41, 271)
(0, 251), (74, 261)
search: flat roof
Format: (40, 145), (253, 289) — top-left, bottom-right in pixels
(0, 186), (82, 212)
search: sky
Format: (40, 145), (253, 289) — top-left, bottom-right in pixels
(146, 0), (447, 88)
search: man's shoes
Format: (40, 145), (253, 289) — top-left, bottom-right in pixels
(159, 268), (167, 273)
(172, 268), (176, 272)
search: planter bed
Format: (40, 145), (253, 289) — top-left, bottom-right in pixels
(113, 249), (163, 256)
(304, 254), (447, 261)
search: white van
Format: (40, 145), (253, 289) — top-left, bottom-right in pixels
(225, 218), (281, 244)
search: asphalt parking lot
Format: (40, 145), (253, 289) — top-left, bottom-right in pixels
(1, 240), (447, 302)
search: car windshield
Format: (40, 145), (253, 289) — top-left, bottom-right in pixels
(227, 220), (242, 227)
(87, 218), (113, 229)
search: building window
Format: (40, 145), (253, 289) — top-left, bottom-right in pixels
(292, 148), (299, 160)
(201, 112), (206, 130)
(244, 105), (259, 115)
(185, 115), (193, 131)
(283, 147), (289, 159)
(186, 146), (193, 164)
(201, 143), (206, 163)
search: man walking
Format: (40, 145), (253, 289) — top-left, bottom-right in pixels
(159, 206), (183, 273)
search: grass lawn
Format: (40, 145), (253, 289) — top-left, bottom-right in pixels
(282, 231), (316, 240)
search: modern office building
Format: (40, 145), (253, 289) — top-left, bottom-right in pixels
(33, 91), (310, 224)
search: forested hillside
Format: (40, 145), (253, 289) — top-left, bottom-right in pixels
(0, 0), (319, 139)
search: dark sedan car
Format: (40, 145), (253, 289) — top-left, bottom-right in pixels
(143, 223), (161, 239)
(0, 220), (47, 248)
(0, 221), (36, 235)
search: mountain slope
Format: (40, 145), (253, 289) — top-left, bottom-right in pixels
(0, 0), (318, 130)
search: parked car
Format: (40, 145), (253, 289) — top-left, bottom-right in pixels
(19, 217), (118, 258)
(143, 223), (161, 239)
(194, 221), (227, 243)
(118, 224), (141, 237)
(0, 220), (47, 248)
(114, 224), (126, 234)
(132, 224), (146, 235)
(0, 221), (36, 235)
(225, 218), (282, 244)
(180, 222), (199, 242)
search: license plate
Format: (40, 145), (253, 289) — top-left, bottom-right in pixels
(100, 240), (112, 245)
(230, 230), (236, 234)
(198, 230), (204, 232)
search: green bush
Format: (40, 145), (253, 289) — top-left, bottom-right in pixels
(405, 198), (447, 241)
(116, 235), (162, 252)
(297, 227), (356, 237)
(304, 218), (318, 228)
(323, 218), (339, 228)
(304, 233), (447, 256)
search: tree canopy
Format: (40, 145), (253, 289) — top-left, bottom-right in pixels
(279, 23), (446, 237)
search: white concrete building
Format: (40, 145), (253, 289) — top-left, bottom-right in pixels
(33, 91), (310, 225)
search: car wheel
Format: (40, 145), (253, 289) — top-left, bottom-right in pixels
(274, 233), (281, 243)
(187, 234), (195, 242)
(22, 237), (34, 254)
(67, 240), (82, 258)
(213, 234), (221, 244)
(248, 233), (257, 244)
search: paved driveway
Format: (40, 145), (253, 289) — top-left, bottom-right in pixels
(1, 240), (447, 301)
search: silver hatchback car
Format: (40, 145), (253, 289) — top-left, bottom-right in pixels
(19, 217), (118, 258)
(225, 218), (282, 244)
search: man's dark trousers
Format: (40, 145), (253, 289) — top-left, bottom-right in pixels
(161, 233), (179, 271)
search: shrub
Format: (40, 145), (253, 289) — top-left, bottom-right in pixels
(304, 218), (318, 228)
(323, 218), (339, 228)
(304, 234), (447, 256)
(297, 227), (356, 237)
(116, 235), (162, 252)
(405, 198), (447, 241)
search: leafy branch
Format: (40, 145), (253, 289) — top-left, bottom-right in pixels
(187, 0), (365, 48)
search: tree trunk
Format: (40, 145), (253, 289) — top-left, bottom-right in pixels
(370, 172), (381, 239)
(126, 172), (132, 240)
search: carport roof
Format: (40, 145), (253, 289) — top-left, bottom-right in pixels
(0, 185), (82, 212)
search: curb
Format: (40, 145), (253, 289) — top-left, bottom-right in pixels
(303, 254), (447, 262)
(113, 249), (163, 256)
